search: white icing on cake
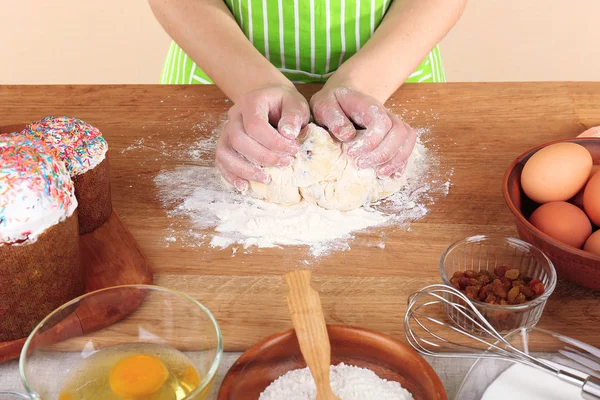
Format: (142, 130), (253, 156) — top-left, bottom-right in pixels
(0, 134), (78, 244)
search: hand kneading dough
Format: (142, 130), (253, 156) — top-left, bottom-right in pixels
(247, 123), (410, 211)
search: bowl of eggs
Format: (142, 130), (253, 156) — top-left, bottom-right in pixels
(503, 136), (600, 290)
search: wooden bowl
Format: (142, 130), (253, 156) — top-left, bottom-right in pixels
(218, 325), (447, 400)
(503, 138), (600, 290)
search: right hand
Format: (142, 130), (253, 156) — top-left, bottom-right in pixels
(216, 85), (310, 191)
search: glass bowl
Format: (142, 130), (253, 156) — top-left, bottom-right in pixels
(439, 235), (557, 333)
(19, 285), (222, 400)
(0, 393), (30, 399)
(455, 327), (598, 400)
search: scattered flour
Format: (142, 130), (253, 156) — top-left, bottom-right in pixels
(146, 106), (451, 256)
(154, 128), (449, 256)
(258, 363), (414, 400)
(155, 166), (390, 256)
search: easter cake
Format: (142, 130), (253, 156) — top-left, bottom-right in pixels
(0, 134), (83, 341)
(26, 116), (112, 234)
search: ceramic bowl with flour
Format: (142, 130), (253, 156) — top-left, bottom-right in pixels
(217, 325), (447, 400)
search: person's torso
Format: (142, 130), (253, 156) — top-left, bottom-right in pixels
(161, 0), (445, 84)
(224, 0), (391, 82)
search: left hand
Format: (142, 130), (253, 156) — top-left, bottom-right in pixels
(310, 86), (416, 178)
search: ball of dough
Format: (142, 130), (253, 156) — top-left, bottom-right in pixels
(246, 123), (410, 211)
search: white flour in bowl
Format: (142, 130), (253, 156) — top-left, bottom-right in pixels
(259, 363), (414, 400)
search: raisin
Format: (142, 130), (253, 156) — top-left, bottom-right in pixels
(504, 269), (521, 280)
(528, 278), (543, 287)
(464, 270), (478, 278)
(478, 274), (492, 285)
(499, 277), (512, 290)
(450, 277), (461, 289)
(485, 294), (497, 304)
(479, 284), (493, 297)
(532, 282), (545, 296)
(465, 285), (480, 298)
(507, 286), (520, 302)
(514, 293), (527, 304)
(459, 277), (471, 289)
(494, 266), (508, 277)
(452, 271), (465, 279)
(520, 285), (535, 298)
(492, 279), (508, 298)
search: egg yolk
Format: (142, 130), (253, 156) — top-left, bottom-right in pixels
(58, 394), (73, 400)
(182, 365), (200, 388)
(109, 354), (169, 398)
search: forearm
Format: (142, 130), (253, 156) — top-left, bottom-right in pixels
(328, 0), (467, 103)
(149, 0), (293, 102)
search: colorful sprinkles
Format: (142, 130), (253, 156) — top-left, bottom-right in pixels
(26, 116), (108, 175)
(0, 132), (76, 243)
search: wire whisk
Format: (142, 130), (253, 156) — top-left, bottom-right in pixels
(404, 284), (600, 400)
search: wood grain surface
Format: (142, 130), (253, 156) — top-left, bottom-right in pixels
(1, 83), (599, 352)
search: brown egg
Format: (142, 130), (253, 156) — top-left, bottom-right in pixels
(529, 202), (592, 248)
(584, 172), (600, 226)
(521, 143), (592, 204)
(578, 126), (600, 138)
(584, 231), (600, 256)
(570, 165), (600, 209)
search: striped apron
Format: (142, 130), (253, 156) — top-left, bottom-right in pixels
(161, 0), (445, 84)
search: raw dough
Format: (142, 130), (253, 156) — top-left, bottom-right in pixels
(247, 124), (410, 211)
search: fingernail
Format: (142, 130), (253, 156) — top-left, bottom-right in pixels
(280, 124), (299, 139)
(377, 166), (393, 178)
(339, 125), (355, 140)
(234, 180), (248, 192)
(357, 157), (372, 169)
(277, 156), (294, 167)
(288, 143), (299, 154)
(347, 144), (361, 158)
(393, 170), (405, 179)
(254, 171), (271, 184)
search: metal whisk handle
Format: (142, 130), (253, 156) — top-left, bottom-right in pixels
(583, 375), (600, 400)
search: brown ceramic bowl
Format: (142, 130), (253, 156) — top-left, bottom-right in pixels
(218, 325), (447, 400)
(503, 137), (600, 290)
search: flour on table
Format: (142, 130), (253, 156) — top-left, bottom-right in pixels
(153, 119), (451, 256)
(259, 363), (414, 400)
(155, 166), (392, 256)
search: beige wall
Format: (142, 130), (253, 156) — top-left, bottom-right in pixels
(1, 0), (599, 84)
(440, 0), (600, 82)
(0, 0), (170, 84)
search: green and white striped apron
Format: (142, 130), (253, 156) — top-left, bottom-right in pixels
(160, 0), (445, 85)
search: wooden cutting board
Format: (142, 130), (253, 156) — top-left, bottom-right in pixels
(0, 210), (153, 362)
(1, 83), (599, 352)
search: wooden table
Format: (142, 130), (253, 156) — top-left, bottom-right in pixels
(1, 83), (599, 352)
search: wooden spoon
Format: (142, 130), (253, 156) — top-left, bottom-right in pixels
(284, 270), (340, 400)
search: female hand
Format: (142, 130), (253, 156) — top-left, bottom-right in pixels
(216, 85), (310, 191)
(310, 86), (416, 179)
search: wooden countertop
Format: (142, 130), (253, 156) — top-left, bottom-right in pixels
(1, 83), (599, 351)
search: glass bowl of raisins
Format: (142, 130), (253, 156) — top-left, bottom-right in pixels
(439, 235), (557, 333)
